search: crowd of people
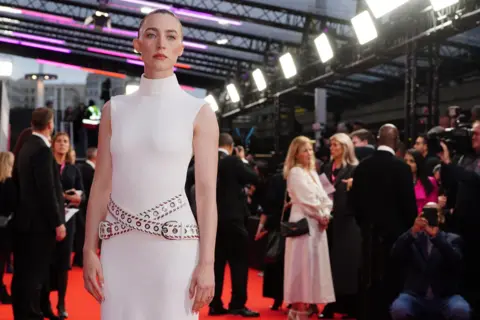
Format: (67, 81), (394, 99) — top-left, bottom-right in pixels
(183, 106), (480, 320)
(0, 107), (97, 320)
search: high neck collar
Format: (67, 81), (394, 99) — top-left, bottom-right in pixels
(137, 73), (181, 96)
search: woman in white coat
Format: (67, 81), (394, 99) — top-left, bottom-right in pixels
(283, 136), (335, 320)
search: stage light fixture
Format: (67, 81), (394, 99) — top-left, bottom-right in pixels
(226, 84), (240, 103)
(429, 0), (459, 11)
(314, 33), (334, 63)
(126, 84), (139, 95)
(365, 0), (410, 18)
(85, 10), (111, 30)
(351, 11), (378, 45)
(252, 69), (267, 92)
(0, 58), (13, 77)
(279, 53), (297, 79)
(205, 94), (219, 112)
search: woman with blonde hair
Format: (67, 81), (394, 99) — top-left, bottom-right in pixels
(42, 132), (84, 319)
(283, 136), (335, 320)
(322, 133), (362, 319)
(0, 151), (15, 304)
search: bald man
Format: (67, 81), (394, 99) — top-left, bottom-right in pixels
(349, 124), (417, 320)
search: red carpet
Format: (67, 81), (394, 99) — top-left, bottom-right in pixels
(0, 268), (290, 319)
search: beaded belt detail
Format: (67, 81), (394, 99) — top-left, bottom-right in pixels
(98, 193), (199, 240)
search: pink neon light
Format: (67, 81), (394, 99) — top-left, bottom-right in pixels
(88, 47), (139, 60)
(21, 9), (74, 23)
(126, 59), (143, 66)
(0, 37), (19, 44)
(36, 59), (82, 70)
(20, 41), (71, 53)
(11, 31), (65, 45)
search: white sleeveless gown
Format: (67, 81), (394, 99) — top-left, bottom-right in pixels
(100, 74), (203, 320)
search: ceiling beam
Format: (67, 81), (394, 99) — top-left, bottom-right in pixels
(0, 0), (300, 55)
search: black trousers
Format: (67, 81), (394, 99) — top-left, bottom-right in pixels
(210, 223), (249, 310)
(73, 208), (86, 265)
(11, 231), (56, 320)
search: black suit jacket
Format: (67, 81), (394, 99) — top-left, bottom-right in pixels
(78, 162), (94, 203)
(355, 146), (375, 162)
(350, 149), (417, 242)
(217, 151), (258, 225)
(14, 135), (65, 233)
(392, 230), (463, 298)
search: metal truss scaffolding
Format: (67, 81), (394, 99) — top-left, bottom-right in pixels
(220, 0), (480, 119)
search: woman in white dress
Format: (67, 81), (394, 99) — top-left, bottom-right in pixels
(82, 9), (219, 320)
(283, 136), (335, 320)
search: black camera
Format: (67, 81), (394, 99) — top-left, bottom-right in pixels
(427, 115), (473, 156)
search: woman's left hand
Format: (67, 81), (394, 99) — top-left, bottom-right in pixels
(189, 262), (215, 314)
(64, 189), (81, 206)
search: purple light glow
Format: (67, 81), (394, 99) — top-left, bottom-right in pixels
(182, 41), (208, 50)
(119, 0), (171, 10)
(36, 59), (82, 70)
(126, 59), (144, 66)
(20, 41), (71, 53)
(103, 27), (137, 38)
(0, 37), (71, 53)
(0, 36), (19, 44)
(21, 9), (74, 23)
(10, 31), (65, 45)
(126, 59), (176, 71)
(88, 47), (139, 60)
(174, 9), (242, 26)
(117, 0), (242, 26)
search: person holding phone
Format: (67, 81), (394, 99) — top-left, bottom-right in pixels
(390, 203), (471, 320)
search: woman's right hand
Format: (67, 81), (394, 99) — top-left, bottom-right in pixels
(83, 250), (104, 303)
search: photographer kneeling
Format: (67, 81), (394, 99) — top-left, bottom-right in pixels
(390, 203), (470, 320)
(439, 120), (480, 315)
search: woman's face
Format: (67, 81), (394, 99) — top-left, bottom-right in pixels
(296, 142), (313, 167)
(404, 153), (417, 174)
(54, 135), (70, 156)
(133, 13), (184, 73)
(330, 139), (344, 161)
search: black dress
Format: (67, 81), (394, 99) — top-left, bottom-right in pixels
(262, 172), (288, 303)
(322, 163), (362, 317)
(53, 164), (84, 273)
(0, 178), (16, 296)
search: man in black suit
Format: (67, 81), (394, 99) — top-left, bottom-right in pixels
(350, 124), (418, 320)
(73, 147), (97, 267)
(12, 108), (66, 320)
(209, 133), (259, 318)
(390, 204), (471, 320)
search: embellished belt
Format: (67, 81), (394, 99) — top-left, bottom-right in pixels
(98, 193), (199, 241)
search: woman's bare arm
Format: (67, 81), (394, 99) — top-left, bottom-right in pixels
(193, 104), (219, 265)
(84, 102), (113, 253)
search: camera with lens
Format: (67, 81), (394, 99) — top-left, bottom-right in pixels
(427, 110), (473, 156)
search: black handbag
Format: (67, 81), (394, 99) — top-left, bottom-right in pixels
(279, 190), (309, 238)
(264, 229), (284, 264)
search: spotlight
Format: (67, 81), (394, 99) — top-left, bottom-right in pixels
(365, 0), (410, 18)
(279, 53), (297, 79)
(252, 69), (267, 92)
(429, 0), (459, 11)
(204, 94), (219, 112)
(226, 84), (240, 103)
(84, 10), (111, 30)
(351, 11), (378, 45)
(314, 33), (334, 63)
(24, 73), (58, 80)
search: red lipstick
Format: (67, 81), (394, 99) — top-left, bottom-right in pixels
(153, 53), (167, 60)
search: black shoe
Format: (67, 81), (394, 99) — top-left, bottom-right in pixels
(57, 307), (68, 319)
(208, 306), (228, 316)
(41, 309), (60, 320)
(271, 299), (282, 311)
(229, 308), (260, 317)
(0, 285), (12, 304)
